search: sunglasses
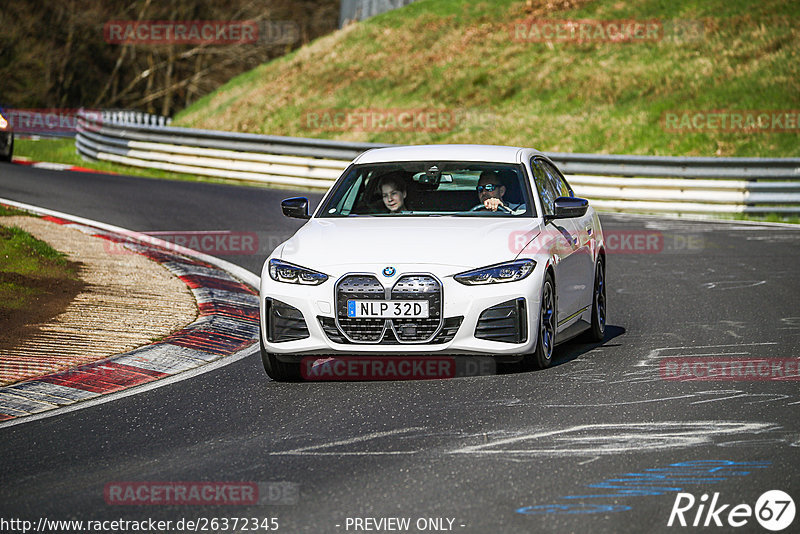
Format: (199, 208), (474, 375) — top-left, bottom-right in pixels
(476, 183), (501, 193)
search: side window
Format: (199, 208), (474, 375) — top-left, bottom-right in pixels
(541, 160), (572, 198)
(530, 159), (557, 216)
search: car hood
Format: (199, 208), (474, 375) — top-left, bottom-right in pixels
(279, 217), (541, 269)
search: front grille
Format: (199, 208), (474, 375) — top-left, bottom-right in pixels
(332, 273), (444, 344)
(475, 298), (527, 343)
(430, 316), (462, 343)
(319, 316), (462, 345)
(390, 275), (441, 342)
(265, 298), (309, 342)
(335, 275), (386, 342)
(319, 316), (347, 344)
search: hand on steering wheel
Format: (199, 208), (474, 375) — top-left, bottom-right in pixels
(470, 201), (512, 213)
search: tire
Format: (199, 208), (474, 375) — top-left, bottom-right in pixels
(587, 256), (606, 342)
(522, 273), (556, 370)
(260, 336), (300, 382)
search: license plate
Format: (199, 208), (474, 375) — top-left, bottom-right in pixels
(347, 300), (429, 318)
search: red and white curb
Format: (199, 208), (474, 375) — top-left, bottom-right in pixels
(12, 156), (116, 174)
(0, 199), (261, 427)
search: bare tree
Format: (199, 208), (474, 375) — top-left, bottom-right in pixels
(0, 0), (339, 115)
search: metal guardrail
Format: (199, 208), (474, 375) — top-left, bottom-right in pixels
(76, 111), (381, 190)
(339, 0), (418, 28)
(75, 110), (800, 213)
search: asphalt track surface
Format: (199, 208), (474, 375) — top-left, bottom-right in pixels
(1, 163), (799, 533)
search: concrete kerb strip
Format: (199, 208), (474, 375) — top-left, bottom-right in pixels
(0, 198), (262, 428)
(11, 156), (117, 174)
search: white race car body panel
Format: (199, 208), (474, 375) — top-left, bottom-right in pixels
(282, 218), (538, 269)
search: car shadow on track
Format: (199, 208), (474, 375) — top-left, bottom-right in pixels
(497, 324), (625, 375)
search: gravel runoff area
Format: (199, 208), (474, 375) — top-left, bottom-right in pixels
(0, 216), (197, 386)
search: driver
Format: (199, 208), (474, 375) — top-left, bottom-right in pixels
(475, 170), (523, 212)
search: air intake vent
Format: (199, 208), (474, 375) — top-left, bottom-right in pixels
(475, 298), (527, 343)
(266, 298), (309, 342)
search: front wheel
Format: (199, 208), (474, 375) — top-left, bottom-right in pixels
(522, 273), (556, 370)
(260, 337), (300, 381)
(587, 257), (606, 342)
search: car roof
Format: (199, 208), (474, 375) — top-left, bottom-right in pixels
(352, 144), (543, 165)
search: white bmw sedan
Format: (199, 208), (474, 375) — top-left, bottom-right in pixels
(259, 145), (606, 381)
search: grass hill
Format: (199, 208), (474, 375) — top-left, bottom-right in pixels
(176, 0), (799, 157)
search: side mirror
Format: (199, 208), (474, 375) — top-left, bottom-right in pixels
(546, 197), (589, 221)
(281, 197), (310, 219)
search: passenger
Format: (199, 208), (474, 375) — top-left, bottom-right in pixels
(376, 173), (409, 213)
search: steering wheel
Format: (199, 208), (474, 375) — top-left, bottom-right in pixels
(470, 203), (513, 213)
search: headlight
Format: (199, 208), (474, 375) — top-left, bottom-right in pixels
(0, 113), (8, 130)
(268, 259), (328, 285)
(454, 259), (536, 285)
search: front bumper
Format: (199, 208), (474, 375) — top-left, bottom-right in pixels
(259, 262), (545, 362)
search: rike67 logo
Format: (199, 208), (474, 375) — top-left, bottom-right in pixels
(668, 490), (795, 531)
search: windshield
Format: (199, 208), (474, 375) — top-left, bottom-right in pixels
(318, 161), (534, 217)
